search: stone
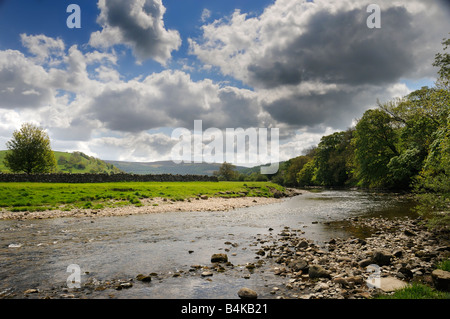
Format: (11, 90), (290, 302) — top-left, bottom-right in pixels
(237, 288), (258, 299)
(297, 240), (309, 248)
(24, 289), (39, 294)
(201, 271), (214, 277)
(136, 274), (152, 282)
(211, 253), (228, 263)
(308, 265), (331, 279)
(431, 269), (450, 292)
(372, 251), (392, 266)
(359, 258), (374, 268)
(378, 277), (408, 292)
(404, 229), (417, 236)
(120, 282), (133, 289)
(288, 259), (309, 272)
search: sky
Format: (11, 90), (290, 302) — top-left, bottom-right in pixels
(0, 0), (449, 165)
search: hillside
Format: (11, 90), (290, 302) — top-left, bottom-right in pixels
(105, 160), (260, 176)
(0, 151), (123, 174)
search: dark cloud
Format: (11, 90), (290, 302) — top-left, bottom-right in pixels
(90, 0), (181, 64)
(262, 90), (358, 129)
(248, 6), (421, 88)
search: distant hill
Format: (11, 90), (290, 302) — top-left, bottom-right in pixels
(0, 150), (123, 174)
(105, 160), (259, 176)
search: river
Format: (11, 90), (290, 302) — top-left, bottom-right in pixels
(0, 189), (417, 299)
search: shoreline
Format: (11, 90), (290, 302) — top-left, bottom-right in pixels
(0, 195), (289, 221)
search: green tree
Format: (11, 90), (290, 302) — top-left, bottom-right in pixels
(314, 129), (355, 187)
(297, 160), (315, 186)
(214, 162), (238, 181)
(433, 36), (450, 87)
(353, 109), (399, 188)
(4, 123), (56, 174)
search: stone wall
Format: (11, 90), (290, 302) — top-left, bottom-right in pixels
(0, 173), (218, 183)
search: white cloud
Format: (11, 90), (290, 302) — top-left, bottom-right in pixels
(201, 8), (211, 22)
(20, 34), (65, 65)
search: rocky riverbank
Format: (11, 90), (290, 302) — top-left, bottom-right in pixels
(4, 214), (449, 299)
(252, 215), (450, 299)
(0, 188), (301, 221)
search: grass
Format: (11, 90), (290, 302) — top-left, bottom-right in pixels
(375, 259), (450, 299)
(0, 181), (285, 213)
(376, 282), (450, 299)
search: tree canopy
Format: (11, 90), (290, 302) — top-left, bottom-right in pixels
(4, 123), (56, 174)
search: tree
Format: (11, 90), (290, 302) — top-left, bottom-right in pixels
(213, 162), (238, 181)
(4, 123), (56, 174)
(433, 36), (450, 87)
(353, 109), (399, 188)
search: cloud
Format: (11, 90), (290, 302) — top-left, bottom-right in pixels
(88, 70), (263, 133)
(201, 8), (211, 22)
(20, 34), (65, 65)
(0, 50), (55, 109)
(89, 0), (182, 65)
(189, 0), (450, 133)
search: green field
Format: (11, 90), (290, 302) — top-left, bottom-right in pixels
(0, 181), (285, 212)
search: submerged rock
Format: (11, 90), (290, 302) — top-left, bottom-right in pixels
(237, 287), (258, 299)
(211, 253), (228, 263)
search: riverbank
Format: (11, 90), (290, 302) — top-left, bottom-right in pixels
(254, 215), (450, 299)
(0, 182), (301, 221)
(0, 188), (302, 221)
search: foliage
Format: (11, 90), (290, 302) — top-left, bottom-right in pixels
(314, 129), (355, 187)
(213, 162), (239, 181)
(3, 123), (56, 174)
(353, 109), (399, 188)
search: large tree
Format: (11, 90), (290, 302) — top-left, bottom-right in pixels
(4, 123), (57, 174)
(353, 109), (399, 188)
(214, 162), (238, 181)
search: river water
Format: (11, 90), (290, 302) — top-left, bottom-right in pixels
(0, 190), (417, 299)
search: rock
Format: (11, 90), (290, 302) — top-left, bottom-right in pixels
(201, 271), (214, 277)
(297, 240), (309, 248)
(136, 274), (152, 282)
(24, 289), (38, 294)
(288, 259), (308, 272)
(237, 288), (258, 299)
(372, 251), (392, 266)
(431, 269), (450, 292)
(378, 277), (408, 292)
(308, 265), (331, 279)
(256, 249), (265, 256)
(200, 195), (209, 200)
(359, 258), (374, 268)
(398, 267), (413, 279)
(404, 229), (417, 236)
(120, 282), (133, 289)
(211, 253), (228, 263)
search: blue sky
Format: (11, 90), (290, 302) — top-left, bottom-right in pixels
(0, 0), (448, 163)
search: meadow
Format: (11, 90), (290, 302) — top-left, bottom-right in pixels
(0, 181), (285, 213)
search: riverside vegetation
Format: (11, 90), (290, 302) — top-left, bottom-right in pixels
(0, 181), (287, 215)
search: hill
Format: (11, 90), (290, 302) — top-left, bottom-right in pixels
(0, 150), (123, 174)
(105, 160), (264, 176)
